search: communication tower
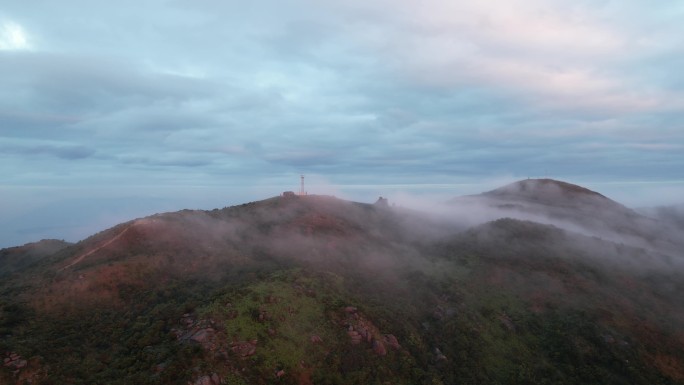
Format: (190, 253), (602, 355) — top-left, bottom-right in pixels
(299, 175), (306, 196)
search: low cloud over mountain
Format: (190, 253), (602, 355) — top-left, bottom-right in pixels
(1, 179), (683, 384)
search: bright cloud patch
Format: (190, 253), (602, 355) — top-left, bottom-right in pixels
(0, 20), (30, 50)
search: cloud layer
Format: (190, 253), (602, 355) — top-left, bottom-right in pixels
(1, 0), (684, 246)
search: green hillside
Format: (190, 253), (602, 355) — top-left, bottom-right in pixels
(1, 187), (683, 384)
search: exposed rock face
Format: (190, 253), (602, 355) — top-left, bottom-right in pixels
(189, 373), (221, 385)
(372, 339), (387, 356)
(383, 334), (401, 350)
(3, 352), (28, 372)
(3, 352), (27, 369)
(498, 313), (516, 332)
(340, 306), (401, 356)
(180, 313), (195, 327)
(347, 329), (362, 345)
(310, 335), (323, 344)
(190, 328), (216, 344)
(434, 347), (448, 362)
(2, 351), (45, 383)
(173, 314), (230, 362)
(231, 340), (257, 357)
(176, 315), (222, 351)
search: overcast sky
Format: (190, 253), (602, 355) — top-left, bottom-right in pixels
(2, 0), (684, 247)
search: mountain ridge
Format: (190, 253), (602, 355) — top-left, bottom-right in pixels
(448, 178), (682, 255)
(482, 178), (620, 206)
(455, 178), (630, 212)
(1, 180), (683, 384)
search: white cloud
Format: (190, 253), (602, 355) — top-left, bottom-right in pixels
(0, 20), (30, 50)
(322, 0), (681, 116)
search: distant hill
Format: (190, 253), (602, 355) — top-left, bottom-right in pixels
(1, 182), (683, 385)
(483, 178), (616, 205)
(452, 179), (632, 218)
(449, 178), (682, 255)
(0, 239), (71, 277)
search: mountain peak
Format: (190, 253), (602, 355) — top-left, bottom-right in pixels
(482, 178), (615, 207)
(487, 178), (604, 196)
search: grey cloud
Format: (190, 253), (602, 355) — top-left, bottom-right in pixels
(264, 151), (340, 167)
(78, 104), (220, 137)
(1, 0), (683, 248)
(0, 111), (82, 137)
(0, 52), (219, 115)
(0, 142), (95, 160)
(51, 145), (95, 160)
(119, 153), (213, 168)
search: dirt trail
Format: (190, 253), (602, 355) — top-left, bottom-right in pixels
(59, 223), (136, 271)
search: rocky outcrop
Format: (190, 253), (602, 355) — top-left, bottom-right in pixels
(2, 352), (47, 383)
(189, 373), (221, 385)
(231, 340), (257, 357)
(383, 334), (401, 350)
(372, 339), (387, 356)
(434, 347), (448, 362)
(498, 312), (516, 332)
(344, 306), (357, 313)
(310, 335), (323, 344)
(173, 313), (232, 363)
(347, 328), (363, 345)
(3, 352), (28, 374)
(340, 306), (401, 356)
(175, 314), (223, 352)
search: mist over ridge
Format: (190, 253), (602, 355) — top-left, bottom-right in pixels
(1, 177), (683, 384)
